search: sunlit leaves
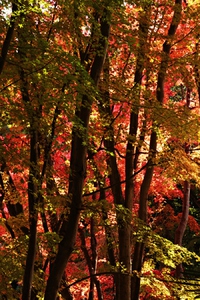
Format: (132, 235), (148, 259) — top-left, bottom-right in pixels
(0, 0), (200, 298)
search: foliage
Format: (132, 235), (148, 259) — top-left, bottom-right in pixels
(0, 0), (200, 299)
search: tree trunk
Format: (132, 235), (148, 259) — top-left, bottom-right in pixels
(99, 183), (118, 299)
(175, 85), (191, 277)
(132, 2), (183, 298)
(79, 222), (103, 300)
(175, 89), (191, 277)
(174, 180), (190, 277)
(22, 130), (39, 300)
(132, 2), (182, 298)
(101, 103), (128, 300)
(126, 5), (150, 299)
(0, 3), (18, 74)
(131, 131), (157, 300)
(194, 36), (200, 105)
(44, 10), (110, 300)
(131, 0), (182, 300)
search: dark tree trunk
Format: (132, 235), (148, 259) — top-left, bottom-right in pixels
(44, 10), (110, 300)
(18, 26), (41, 297)
(90, 217), (102, 300)
(194, 36), (200, 105)
(131, 2), (182, 298)
(175, 93), (191, 277)
(100, 187), (117, 298)
(175, 180), (190, 277)
(0, 3), (18, 74)
(101, 55), (134, 300)
(127, 5), (150, 299)
(79, 221), (103, 300)
(131, 131), (157, 300)
(22, 130), (39, 300)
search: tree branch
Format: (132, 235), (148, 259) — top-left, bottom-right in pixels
(0, 3), (18, 74)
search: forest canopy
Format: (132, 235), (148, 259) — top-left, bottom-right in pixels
(0, 0), (200, 299)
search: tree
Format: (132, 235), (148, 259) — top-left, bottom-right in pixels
(0, 0), (200, 299)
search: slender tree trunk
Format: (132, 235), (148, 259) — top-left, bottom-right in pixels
(99, 183), (118, 299)
(125, 4), (150, 299)
(19, 32), (41, 297)
(79, 222), (103, 300)
(131, 2), (182, 298)
(175, 180), (190, 277)
(126, 5), (150, 299)
(175, 90), (191, 277)
(101, 55), (135, 300)
(22, 130), (39, 300)
(90, 217), (102, 300)
(0, 3), (18, 74)
(101, 98), (126, 300)
(44, 10), (110, 299)
(194, 36), (200, 105)
(131, 131), (157, 300)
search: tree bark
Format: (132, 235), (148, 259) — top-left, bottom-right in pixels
(17, 26), (41, 298)
(157, 0), (182, 104)
(126, 5), (150, 299)
(175, 91), (191, 277)
(79, 222), (103, 300)
(131, 131), (157, 300)
(44, 9), (110, 300)
(175, 180), (190, 277)
(194, 35), (200, 105)
(100, 58), (128, 299)
(0, 3), (18, 74)
(22, 129), (39, 300)
(131, 1), (182, 298)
